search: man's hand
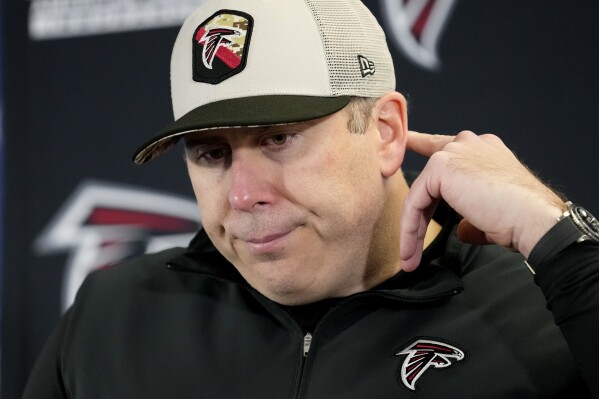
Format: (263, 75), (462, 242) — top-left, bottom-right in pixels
(400, 130), (566, 272)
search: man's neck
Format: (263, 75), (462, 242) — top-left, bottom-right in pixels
(424, 219), (443, 250)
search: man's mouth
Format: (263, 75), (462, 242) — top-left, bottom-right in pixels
(242, 229), (295, 254)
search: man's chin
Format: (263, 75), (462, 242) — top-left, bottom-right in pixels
(254, 275), (343, 306)
(247, 272), (322, 305)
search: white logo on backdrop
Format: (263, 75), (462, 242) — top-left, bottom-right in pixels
(34, 181), (201, 310)
(28, 0), (210, 40)
(29, 0), (457, 71)
(380, 0), (458, 70)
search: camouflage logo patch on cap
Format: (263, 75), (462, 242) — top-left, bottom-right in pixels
(192, 10), (253, 85)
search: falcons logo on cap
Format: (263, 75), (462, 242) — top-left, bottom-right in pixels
(192, 11), (252, 84)
(34, 181), (201, 311)
(200, 27), (241, 69)
(395, 338), (465, 391)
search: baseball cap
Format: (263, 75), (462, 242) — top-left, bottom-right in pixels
(133, 0), (396, 164)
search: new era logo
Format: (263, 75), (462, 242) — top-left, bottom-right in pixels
(358, 55), (375, 77)
(193, 10), (254, 85)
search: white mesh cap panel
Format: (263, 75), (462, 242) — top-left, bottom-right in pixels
(305, 0), (396, 97)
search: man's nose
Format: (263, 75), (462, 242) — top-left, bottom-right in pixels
(227, 151), (276, 212)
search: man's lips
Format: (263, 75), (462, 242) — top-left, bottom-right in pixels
(240, 229), (296, 254)
(246, 232), (289, 244)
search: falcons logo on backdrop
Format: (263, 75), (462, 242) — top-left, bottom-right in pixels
(35, 181), (201, 311)
(200, 27), (241, 69)
(395, 338), (465, 391)
(379, 0), (458, 70)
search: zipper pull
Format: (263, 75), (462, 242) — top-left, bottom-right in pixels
(303, 333), (313, 357)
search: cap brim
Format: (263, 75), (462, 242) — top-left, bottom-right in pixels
(133, 95), (352, 164)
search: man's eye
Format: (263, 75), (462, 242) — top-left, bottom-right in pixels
(263, 133), (296, 149)
(187, 145), (230, 166)
(202, 148), (226, 161)
(269, 134), (289, 145)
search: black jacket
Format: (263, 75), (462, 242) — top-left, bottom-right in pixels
(23, 206), (596, 398)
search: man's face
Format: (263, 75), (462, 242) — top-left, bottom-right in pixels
(185, 107), (400, 305)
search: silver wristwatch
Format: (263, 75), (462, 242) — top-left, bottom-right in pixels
(559, 201), (599, 243)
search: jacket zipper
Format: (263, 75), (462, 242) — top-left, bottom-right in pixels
(292, 331), (313, 399)
(303, 332), (313, 357)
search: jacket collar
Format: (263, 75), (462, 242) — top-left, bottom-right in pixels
(168, 195), (464, 304)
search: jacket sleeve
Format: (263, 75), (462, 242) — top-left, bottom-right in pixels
(535, 240), (599, 398)
(21, 310), (71, 399)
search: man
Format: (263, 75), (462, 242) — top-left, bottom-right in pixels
(23, 0), (599, 397)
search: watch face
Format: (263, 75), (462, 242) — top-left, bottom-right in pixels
(571, 205), (599, 241)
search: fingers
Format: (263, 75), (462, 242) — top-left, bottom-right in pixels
(408, 130), (488, 157)
(401, 130), (491, 272)
(400, 129), (548, 273)
(400, 168), (441, 272)
(407, 131), (455, 157)
(399, 206), (427, 272)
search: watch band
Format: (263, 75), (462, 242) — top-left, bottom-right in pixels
(525, 215), (584, 274)
(525, 201), (599, 274)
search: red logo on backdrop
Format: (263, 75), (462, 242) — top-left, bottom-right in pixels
(395, 338), (466, 391)
(34, 181), (201, 311)
(379, 0), (458, 70)
(193, 10), (253, 84)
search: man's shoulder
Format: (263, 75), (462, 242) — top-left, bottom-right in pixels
(452, 238), (552, 322)
(447, 234), (548, 309)
(90, 247), (186, 281)
(71, 247), (190, 305)
(446, 231), (527, 276)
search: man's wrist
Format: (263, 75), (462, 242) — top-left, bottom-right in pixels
(515, 199), (565, 259)
(525, 201), (599, 274)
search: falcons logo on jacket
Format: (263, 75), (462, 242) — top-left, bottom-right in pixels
(395, 338), (465, 391)
(34, 180), (201, 311)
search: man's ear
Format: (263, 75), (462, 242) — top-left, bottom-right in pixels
(374, 91), (408, 177)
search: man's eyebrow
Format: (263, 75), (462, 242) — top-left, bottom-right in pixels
(183, 120), (319, 146)
(258, 119), (319, 133)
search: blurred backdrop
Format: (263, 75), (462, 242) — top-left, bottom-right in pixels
(2, 0), (598, 397)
